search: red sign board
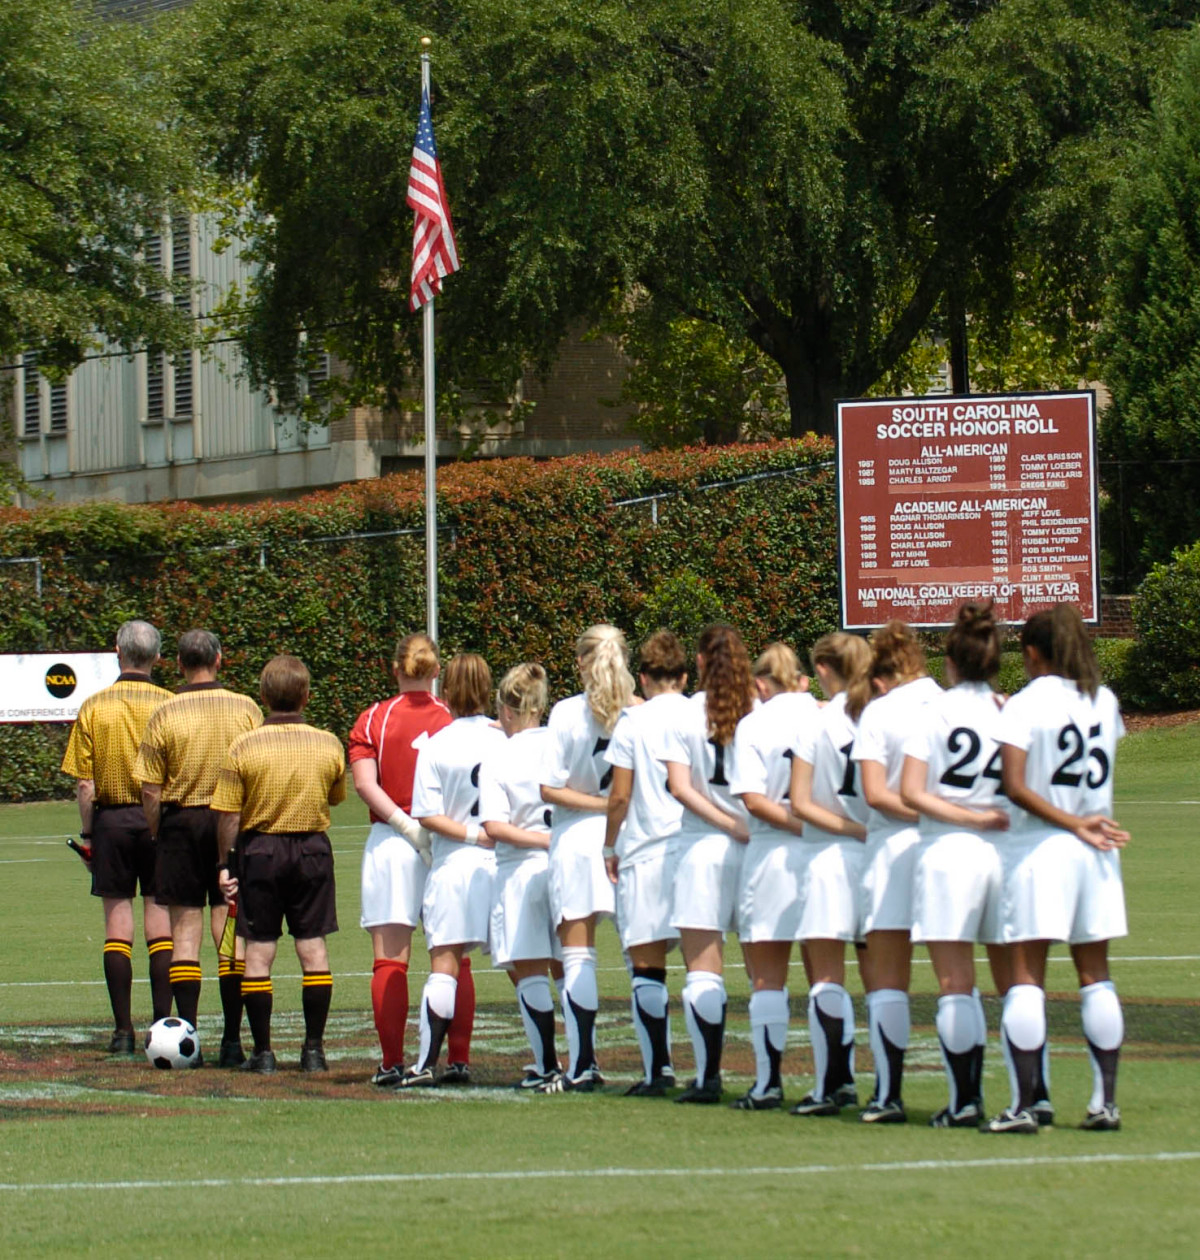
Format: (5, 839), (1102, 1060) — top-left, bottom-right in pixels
(837, 391), (1099, 629)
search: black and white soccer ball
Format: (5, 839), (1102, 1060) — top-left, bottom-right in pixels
(144, 1017), (201, 1069)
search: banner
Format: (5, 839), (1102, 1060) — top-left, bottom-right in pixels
(0, 653), (120, 722)
(837, 390), (1099, 629)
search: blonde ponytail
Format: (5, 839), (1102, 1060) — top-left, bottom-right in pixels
(576, 624), (635, 734)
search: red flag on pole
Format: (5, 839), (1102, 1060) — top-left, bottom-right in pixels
(407, 86), (460, 312)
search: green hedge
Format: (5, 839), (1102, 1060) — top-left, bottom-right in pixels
(925, 641), (1136, 702)
(1128, 539), (1200, 709)
(0, 440), (838, 801)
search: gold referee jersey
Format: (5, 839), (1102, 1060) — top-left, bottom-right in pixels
(211, 715), (346, 833)
(61, 674), (173, 805)
(135, 684), (263, 806)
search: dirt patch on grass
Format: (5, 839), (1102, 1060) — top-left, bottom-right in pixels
(1123, 708), (1200, 732)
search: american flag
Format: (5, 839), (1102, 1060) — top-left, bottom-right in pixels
(407, 86), (460, 312)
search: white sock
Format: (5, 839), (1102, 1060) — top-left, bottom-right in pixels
(682, 970), (726, 1085)
(515, 975), (557, 1075)
(560, 946), (598, 1078)
(630, 974), (671, 1083)
(936, 993), (977, 1113)
(808, 982), (846, 1098)
(842, 985), (857, 1080)
(971, 986), (988, 1049)
(416, 971), (456, 1070)
(1080, 980), (1123, 1112)
(748, 988), (788, 1095)
(1001, 984), (1046, 1112)
(867, 989), (909, 1105)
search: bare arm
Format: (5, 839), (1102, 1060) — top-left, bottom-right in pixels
(76, 779), (95, 835)
(215, 811), (241, 904)
(482, 820), (549, 851)
(667, 761), (748, 841)
(541, 784), (608, 813)
(899, 755), (1010, 831)
(603, 765), (634, 882)
(416, 812), (494, 850)
(788, 757), (866, 839)
(1001, 745), (1128, 851)
(351, 758), (421, 839)
(740, 791), (804, 837)
(141, 782), (162, 838)
(860, 759), (919, 824)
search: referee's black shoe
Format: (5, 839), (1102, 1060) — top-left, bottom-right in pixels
(108, 1028), (136, 1055)
(218, 1039), (247, 1069)
(245, 1048), (277, 1075)
(300, 1041), (328, 1072)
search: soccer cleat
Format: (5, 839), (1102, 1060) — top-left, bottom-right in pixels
(860, 1100), (907, 1124)
(1031, 1099), (1056, 1127)
(566, 1065), (605, 1093)
(675, 1076), (722, 1105)
(371, 1064), (403, 1088)
(984, 1107), (1039, 1134)
(245, 1048), (277, 1075)
(790, 1093), (840, 1117)
(108, 1028), (136, 1055)
(530, 1070), (568, 1095)
(1080, 1103), (1121, 1131)
(929, 1101), (984, 1129)
(299, 1041), (328, 1072)
(832, 1083), (859, 1109)
(394, 1066), (437, 1089)
(730, 1086), (783, 1111)
(624, 1074), (676, 1098)
(218, 1039), (246, 1069)
(439, 1062), (471, 1086)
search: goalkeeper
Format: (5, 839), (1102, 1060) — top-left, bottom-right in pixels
(347, 633), (454, 1086)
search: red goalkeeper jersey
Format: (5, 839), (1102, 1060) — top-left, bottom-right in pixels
(348, 691), (452, 820)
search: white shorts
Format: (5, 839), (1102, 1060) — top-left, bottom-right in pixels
(490, 853), (559, 967)
(860, 824), (921, 935)
(670, 831), (743, 934)
(999, 829), (1127, 945)
(360, 821), (427, 930)
(548, 814), (615, 926)
(421, 846), (495, 951)
(738, 835), (865, 943)
(911, 830), (1002, 945)
(617, 849), (679, 951)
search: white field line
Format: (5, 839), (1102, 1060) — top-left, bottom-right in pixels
(1, 1150), (1197, 1195)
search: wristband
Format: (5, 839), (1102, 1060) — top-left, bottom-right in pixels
(602, 845), (616, 859)
(464, 824), (483, 846)
(216, 861), (230, 873)
(80, 832), (92, 840)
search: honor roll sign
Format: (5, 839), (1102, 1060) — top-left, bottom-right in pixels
(837, 391), (1099, 630)
(0, 654), (120, 722)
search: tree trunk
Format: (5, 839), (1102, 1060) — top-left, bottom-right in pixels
(948, 281), (970, 396)
(783, 353), (839, 440)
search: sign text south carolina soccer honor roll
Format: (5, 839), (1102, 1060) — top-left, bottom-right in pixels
(836, 391), (1100, 630)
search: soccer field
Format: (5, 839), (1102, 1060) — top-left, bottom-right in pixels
(1, 722), (1197, 1258)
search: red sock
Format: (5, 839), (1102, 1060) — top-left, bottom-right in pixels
(371, 959), (409, 1069)
(448, 955), (475, 1065)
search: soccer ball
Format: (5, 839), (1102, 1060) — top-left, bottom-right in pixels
(144, 1017), (201, 1069)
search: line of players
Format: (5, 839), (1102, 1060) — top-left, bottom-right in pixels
(360, 604), (1128, 1133)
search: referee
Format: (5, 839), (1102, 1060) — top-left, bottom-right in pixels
(60, 619), (174, 1052)
(211, 655), (346, 1073)
(135, 629), (262, 1066)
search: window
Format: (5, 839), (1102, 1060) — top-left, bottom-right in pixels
(20, 352), (69, 437)
(171, 214), (193, 417)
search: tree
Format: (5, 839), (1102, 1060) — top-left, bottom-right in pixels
(173, 0), (1157, 438)
(0, 1), (199, 372)
(1099, 22), (1200, 586)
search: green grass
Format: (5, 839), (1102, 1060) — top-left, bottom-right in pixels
(1, 723), (1197, 1257)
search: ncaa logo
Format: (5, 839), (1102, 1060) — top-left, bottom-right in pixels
(45, 663), (77, 699)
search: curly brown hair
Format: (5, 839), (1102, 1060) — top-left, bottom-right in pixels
(697, 624), (755, 746)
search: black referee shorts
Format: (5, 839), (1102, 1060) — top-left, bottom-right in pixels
(155, 805), (223, 908)
(90, 804), (156, 900)
(238, 830), (338, 942)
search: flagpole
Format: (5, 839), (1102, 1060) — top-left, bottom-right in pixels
(420, 39), (438, 649)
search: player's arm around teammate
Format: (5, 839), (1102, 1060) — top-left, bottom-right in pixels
(213, 655), (346, 1074)
(852, 621), (943, 1123)
(787, 632), (873, 1116)
(663, 624), (754, 1104)
(539, 625), (634, 1091)
(348, 633), (451, 1088)
(61, 619), (174, 1052)
(898, 602), (1011, 1127)
(727, 643), (821, 1111)
(403, 654), (507, 1088)
(986, 604), (1129, 1134)
(479, 664), (566, 1091)
(603, 630), (691, 1097)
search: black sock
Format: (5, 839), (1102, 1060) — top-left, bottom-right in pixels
(301, 971), (333, 1044)
(520, 993), (560, 1075)
(940, 1040), (976, 1114)
(813, 999), (846, 1098)
(1006, 1030), (1043, 1114)
(878, 1027), (906, 1106)
(1086, 1038), (1121, 1107)
(694, 1001), (727, 1084)
(567, 992), (597, 1078)
(632, 967), (672, 1080)
(419, 999), (453, 1072)
(218, 958), (245, 1044)
(169, 959), (202, 1027)
(147, 937), (173, 1021)
(242, 977), (273, 1053)
(103, 939), (134, 1032)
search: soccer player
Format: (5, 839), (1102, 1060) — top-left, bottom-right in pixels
(728, 642), (821, 1109)
(541, 624), (635, 1090)
(986, 604), (1129, 1134)
(479, 663), (565, 1092)
(852, 620), (942, 1123)
(136, 628), (263, 1066)
(61, 619), (174, 1052)
(787, 632), (873, 1116)
(348, 633), (453, 1087)
(402, 653), (506, 1087)
(663, 623), (755, 1104)
(212, 655), (346, 1074)
(603, 630), (691, 1096)
(899, 602), (1011, 1127)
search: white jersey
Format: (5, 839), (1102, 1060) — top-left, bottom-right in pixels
(478, 726), (553, 870)
(852, 675), (942, 834)
(411, 714), (508, 865)
(996, 675), (1125, 836)
(542, 693), (617, 830)
(729, 690), (820, 839)
(904, 681), (1007, 837)
(604, 692), (689, 864)
(794, 692), (869, 843)
(658, 691), (748, 836)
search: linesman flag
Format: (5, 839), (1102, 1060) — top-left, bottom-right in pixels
(407, 86), (460, 312)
